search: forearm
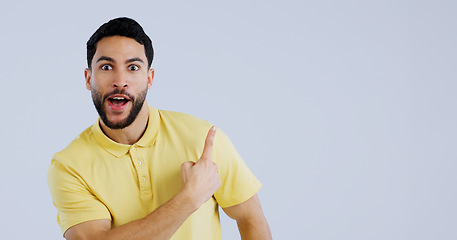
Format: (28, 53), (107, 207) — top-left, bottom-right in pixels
(101, 190), (198, 240)
(65, 127), (221, 240)
(66, 176), (214, 240)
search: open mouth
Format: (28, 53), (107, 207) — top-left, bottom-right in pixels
(107, 95), (131, 109)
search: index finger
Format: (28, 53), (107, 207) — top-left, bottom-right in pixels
(200, 126), (217, 160)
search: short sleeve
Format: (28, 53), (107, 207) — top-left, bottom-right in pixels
(212, 129), (262, 208)
(47, 157), (111, 235)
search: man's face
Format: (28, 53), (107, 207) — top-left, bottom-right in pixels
(85, 36), (154, 129)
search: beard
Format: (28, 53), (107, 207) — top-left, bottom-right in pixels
(91, 87), (148, 130)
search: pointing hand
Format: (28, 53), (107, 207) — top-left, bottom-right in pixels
(181, 126), (221, 208)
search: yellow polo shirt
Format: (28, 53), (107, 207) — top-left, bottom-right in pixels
(47, 106), (261, 239)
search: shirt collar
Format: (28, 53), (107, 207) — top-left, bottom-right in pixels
(92, 105), (160, 157)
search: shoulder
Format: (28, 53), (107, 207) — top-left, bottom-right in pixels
(158, 109), (213, 133)
(158, 109), (212, 127)
(155, 109), (214, 148)
(51, 125), (96, 168)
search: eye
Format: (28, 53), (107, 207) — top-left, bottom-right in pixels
(101, 64), (112, 71)
(129, 65), (139, 71)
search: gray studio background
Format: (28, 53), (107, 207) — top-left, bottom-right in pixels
(1, 0), (456, 239)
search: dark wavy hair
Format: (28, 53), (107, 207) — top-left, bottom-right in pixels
(86, 17), (154, 69)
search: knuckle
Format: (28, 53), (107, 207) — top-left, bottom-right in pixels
(181, 161), (192, 169)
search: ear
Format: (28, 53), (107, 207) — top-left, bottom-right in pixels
(84, 68), (92, 90)
(147, 68), (154, 89)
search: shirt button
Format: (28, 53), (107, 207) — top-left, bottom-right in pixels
(141, 176), (146, 182)
(137, 161), (142, 165)
(131, 146), (137, 152)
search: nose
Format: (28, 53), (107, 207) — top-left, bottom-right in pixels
(113, 82), (127, 89)
(112, 70), (128, 89)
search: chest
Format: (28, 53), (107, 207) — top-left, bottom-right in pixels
(81, 141), (201, 226)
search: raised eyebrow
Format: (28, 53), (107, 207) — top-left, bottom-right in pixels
(126, 57), (145, 65)
(96, 56), (115, 64)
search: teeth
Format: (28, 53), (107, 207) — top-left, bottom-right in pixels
(112, 97), (125, 100)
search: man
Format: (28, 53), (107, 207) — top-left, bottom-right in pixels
(47, 17), (271, 240)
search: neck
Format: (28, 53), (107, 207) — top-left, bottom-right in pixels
(100, 104), (150, 145)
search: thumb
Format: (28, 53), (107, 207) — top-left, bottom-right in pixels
(181, 161), (195, 171)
